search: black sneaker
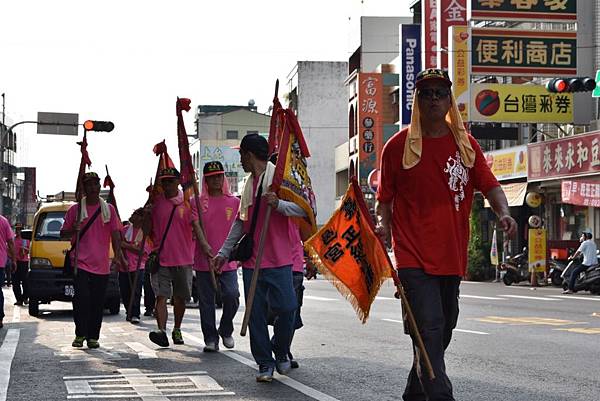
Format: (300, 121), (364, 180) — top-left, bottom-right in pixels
(144, 309), (153, 317)
(256, 365), (274, 382)
(149, 330), (169, 347)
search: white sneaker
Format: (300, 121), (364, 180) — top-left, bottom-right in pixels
(222, 336), (235, 349)
(203, 341), (219, 352)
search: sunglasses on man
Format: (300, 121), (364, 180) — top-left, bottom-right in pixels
(418, 88), (451, 100)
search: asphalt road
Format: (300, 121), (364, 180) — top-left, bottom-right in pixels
(1, 276), (599, 401)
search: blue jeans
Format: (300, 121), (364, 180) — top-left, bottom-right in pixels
(243, 266), (297, 368)
(0, 269), (5, 320)
(119, 271), (144, 319)
(397, 268), (460, 401)
(196, 270), (240, 344)
(568, 263), (590, 291)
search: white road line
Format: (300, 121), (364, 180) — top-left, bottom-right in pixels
(304, 295), (338, 302)
(500, 295), (560, 301)
(460, 294), (505, 300)
(184, 333), (341, 401)
(0, 329), (20, 401)
(382, 319), (489, 335)
(125, 342), (157, 359)
(11, 306), (20, 323)
(549, 295), (600, 301)
(454, 329), (489, 335)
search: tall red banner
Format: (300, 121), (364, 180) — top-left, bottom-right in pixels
(422, 0), (438, 68)
(436, 0), (467, 69)
(357, 73), (383, 191)
(562, 179), (600, 207)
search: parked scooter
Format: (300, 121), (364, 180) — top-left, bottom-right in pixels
(548, 259), (567, 287)
(561, 256), (600, 295)
(500, 247), (530, 285)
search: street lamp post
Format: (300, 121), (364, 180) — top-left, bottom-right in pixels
(1, 93), (6, 217)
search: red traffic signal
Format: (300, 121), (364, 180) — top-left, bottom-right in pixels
(83, 120), (114, 132)
(546, 77), (597, 93)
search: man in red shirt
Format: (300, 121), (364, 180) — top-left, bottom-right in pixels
(376, 69), (517, 401)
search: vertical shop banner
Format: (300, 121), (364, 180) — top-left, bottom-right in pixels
(528, 131), (600, 182)
(400, 24), (421, 125)
(436, 0), (467, 69)
(357, 73), (383, 189)
(422, 0), (438, 68)
(561, 179), (600, 207)
(490, 227), (498, 266)
(528, 229), (547, 273)
(469, 0), (577, 22)
(448, 25), (469, 122)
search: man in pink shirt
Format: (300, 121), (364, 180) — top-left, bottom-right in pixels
(61, 172), (125, 349)
(12, 223), (30, 306)
(0, 214), (16, 328)
(193, 161), (241, 352)
(146, 167), (211, 347)
(119, 208), (151, 324)
(212, 134), (307, 382)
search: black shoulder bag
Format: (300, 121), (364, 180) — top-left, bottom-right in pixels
(63, 206), (102, 277)
(146, 205), (177, 274)
(229, 176), (264, 262)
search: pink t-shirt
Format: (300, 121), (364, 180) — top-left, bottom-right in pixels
(289, 225), (304, 273)
(15, 236), (30, 262)
(151, 192), (197, 267)
(121, 225), (151, 272)
(0, 216), (15, 268)
(241, 176), (294, 270)
(192, 194), (240, 272)
(62, 203), (121, 275)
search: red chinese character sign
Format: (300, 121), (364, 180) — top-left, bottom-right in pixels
(437, 0), (467, 69)
(423, 0), (438, 68)
(561, 179), (600, 207)
(528, 131), (600, 182)
(357, 73), (383, 190)
(469, 0), (577, 22)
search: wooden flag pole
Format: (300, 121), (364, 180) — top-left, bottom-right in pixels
(240, 206), (272, 337)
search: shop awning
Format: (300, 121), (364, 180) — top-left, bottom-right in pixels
(484, 182), (527, 208)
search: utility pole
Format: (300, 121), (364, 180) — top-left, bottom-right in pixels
(1, 93), (5, 217)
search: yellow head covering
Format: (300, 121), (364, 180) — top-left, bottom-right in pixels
(402, 90), (475, 169)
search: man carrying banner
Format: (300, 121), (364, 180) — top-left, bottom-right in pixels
(12, 223), (30, 306)
(212, 133), (306, 382)
(192, 161), (240, 352)
(61, 172), (125, 349)
(376, 68), (517, 401)
(146, 167), (210, 347)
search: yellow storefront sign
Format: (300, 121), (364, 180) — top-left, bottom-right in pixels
(448, 25), (469, 122)
(528, 228), (546, 273)
(470, 83), (573, 123)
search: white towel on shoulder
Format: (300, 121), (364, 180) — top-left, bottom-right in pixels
(239, 161), (275, 221)
(79, 197), (111, 224)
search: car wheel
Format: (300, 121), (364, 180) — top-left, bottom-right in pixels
(28, 299), (40, 317)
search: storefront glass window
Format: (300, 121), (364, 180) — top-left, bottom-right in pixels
(554, 203), (588, 240)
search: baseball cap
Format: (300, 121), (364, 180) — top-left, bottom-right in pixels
(203, 161), (225, 177)
(415, 68), (452, 89)
(82, 172), (100, 182)
(158, 167), (180, 179)
(239, 133), (268, 161)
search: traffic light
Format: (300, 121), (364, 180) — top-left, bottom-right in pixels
(546, 77), (597, 93)
(83, 120), (114, 132)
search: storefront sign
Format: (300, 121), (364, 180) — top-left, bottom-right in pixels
(471, 28), (577, 76)
(358, 73), (383, 186)
(436, 0), (467, 69)
(400, 24), (421, 125)
(448, 25), (469, 122)
(528, 228), (547, 273)
(198, 145), (245, 193)
(469, 0), (577, 22)
(561, 179), (600, 207)
(528, 131), (600, 182)
(471, 83), (573, 123)
(422, 0), (438, 68)
(484, 145), (527, 180)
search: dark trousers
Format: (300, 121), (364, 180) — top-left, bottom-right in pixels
(119, 271), (143, 318)
(12, 261), (29, 303)
(397, 268), (460, 401)
(73, 269), (109, 339)
(242, 266), (297, 368)
(143, 269), (155, 313)
(568, 263), (590, 291)
(196, 270), (240, 344)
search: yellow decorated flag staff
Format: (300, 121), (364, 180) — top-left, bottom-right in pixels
(305, 178), (391, 323)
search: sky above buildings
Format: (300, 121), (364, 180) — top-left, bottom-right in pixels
(0, 0), (410, 216)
